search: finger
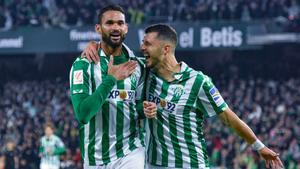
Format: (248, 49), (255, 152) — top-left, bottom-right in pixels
(81, 52), (92, 63)
(265, 160), (270, 169)
(109, 55), (114, 66)
(127, 61), (137, 70)
(126, 67), (137, 76)
(148, 103), (157, 109)
(143, 101), (149, 106)
(276, 157), (284, 168)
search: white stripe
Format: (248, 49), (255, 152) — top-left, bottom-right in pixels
(84, 63), (92, 164)
(198, 78), (217, 117)
(69, 67), (73, 87)
(94, 63), (103, 165)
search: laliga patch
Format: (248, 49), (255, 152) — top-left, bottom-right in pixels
(73, 70), (83, 84)
(209, 87), (224, 107)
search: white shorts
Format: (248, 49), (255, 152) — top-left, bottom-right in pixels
(40, 163), (59, 169)
(146, 162), (210, 169)
(84, 147), (145, 169)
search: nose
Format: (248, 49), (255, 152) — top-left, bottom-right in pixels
(112, 23), (121, 31)
(140, 43), (145, 51)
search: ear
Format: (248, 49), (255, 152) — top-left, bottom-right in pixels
(163, 44), (171, 55)
(95, 24), (102, 34)
(124, 23), (128, 34)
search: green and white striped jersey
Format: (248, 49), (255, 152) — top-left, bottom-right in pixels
(145, 62), (228, 168)
(39, 135), (65, 167)
(69, 44), (145, 166)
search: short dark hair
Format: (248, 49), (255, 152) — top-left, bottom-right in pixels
(145, 24), (178, 46)
(98, 5), (125, 24)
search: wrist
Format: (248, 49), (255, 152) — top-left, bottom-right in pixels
(251, 139), (265, 151)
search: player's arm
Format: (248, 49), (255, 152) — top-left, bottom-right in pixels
(71, 56), (137, 124)
(71, 74), (116, 124)
(53, 138), (66, 155)
(218, 108), (283, 168)
(218, 108), (257, 144)
(81, 41), (100, 63)
(198, 75), (283, 168)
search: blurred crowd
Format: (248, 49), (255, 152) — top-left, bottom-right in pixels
(0, 79), (82, 169)
(206, 77), (300, 169)
(0, 0), (299, 30)
(0, 74), (299, 168)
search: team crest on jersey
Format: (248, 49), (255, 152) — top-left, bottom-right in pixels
(108, 89), (135, 102)
(73, 70), (83, 84)
(148, 94), (176, 112)
(209, 87), (224, 107)
(172, 85), (185, 99)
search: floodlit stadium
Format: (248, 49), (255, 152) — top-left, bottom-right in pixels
(0, 0), (299, 169)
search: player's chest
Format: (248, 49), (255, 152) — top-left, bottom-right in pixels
(147, 77), (197, 115)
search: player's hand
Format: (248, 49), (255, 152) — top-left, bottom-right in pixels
(46, 148), (53, 155)
(81, 41), (100, 64)
(143, 101), (157, 118)
(108, 56), (137, 80)
(259, 147), (284, 169)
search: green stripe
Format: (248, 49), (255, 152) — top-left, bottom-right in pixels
(88, 116), (96, 165)
(157, 81), (169, 166)
(182, 75), (202, 168)
(195, 110), (210, 167)
(116, 101), (124, 157)
(79, 124), (85, 160)
(148, 119), (157, 164)
(168, 114), (182, 167)
(88, 64), (96, 165)
(102, 102), (110, 164)
(129, 102), (137, 150)
(129, 75), (138, 150)
(148, 74), (157, 164)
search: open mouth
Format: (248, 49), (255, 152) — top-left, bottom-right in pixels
(110, 34), (121, 41)
(144, 54), (150, 59)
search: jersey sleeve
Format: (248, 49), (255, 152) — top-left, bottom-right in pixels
(70, 57), (116, 124)
(70, 58), (91, 96)
(196, 75), (228, 118)
(53, 136), (66, 155)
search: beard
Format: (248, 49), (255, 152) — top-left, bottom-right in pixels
(101, 32), (126, 49)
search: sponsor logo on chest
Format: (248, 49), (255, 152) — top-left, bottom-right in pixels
(148, 94), (176, 112)
(108, 89), (135, 102)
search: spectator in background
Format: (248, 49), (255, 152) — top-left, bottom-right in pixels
(2, 140), (18, 169)
(39, 122), (66, 169)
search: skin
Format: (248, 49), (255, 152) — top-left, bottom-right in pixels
(95, 10), (136, 80)
(81, 29), (284, 169)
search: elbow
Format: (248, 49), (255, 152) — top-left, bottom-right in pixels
(77, 116), (89, 124)
(75, 110), (89, 124)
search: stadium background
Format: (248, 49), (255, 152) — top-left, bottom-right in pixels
(0, 0), (299, 168)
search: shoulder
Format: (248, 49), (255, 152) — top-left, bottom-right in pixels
(134, 57), (146, 68)
(71, 57), (91, 69)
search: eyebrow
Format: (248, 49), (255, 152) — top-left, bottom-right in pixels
(105, 19), (125, 23)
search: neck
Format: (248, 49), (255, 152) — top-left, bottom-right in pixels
(100, 42), (122, 56)
(154, 54), (180, 82)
